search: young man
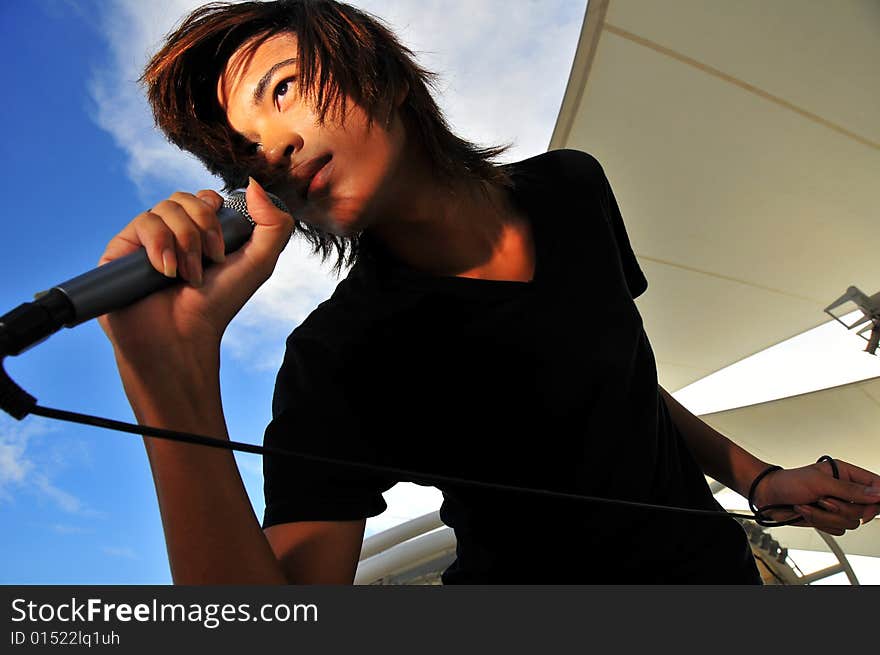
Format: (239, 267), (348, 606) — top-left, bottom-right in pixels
(99, 0), (880, 584)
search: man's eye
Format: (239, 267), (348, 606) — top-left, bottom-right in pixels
(245, 142), (261, 156)
(273, 77), (296, 106)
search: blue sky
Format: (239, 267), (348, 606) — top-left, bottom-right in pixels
(0, 0), (172, 583)
(0, 0), (587, 584)
(3, 1), (876, 586)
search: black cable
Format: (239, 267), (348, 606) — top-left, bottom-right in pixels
(30, 403), (763, 523)
(748, 464), (803, 527)
(747, 456), (841, 527)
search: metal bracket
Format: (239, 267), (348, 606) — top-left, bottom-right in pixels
(824, 285), (880, 355)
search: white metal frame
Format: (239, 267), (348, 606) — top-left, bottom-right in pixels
(355, 512), (455, 585)
(355, 490), (860, 585)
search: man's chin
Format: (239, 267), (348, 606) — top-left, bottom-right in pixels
(321, 209), (369, 238)
(296, 214), (361, 239)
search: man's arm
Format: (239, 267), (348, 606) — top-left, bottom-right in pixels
(98, 181), (300, 583)
(659, 386), (880, 531)
(658, 385), (769, 498)
(114, 343), (289, 584)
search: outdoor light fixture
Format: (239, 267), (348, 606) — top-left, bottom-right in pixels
(824, 286), (880, 355)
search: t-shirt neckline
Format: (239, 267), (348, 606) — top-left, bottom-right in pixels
(359, 166), (542, 290)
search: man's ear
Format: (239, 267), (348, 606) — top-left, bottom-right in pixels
(394, 80), (409, 108)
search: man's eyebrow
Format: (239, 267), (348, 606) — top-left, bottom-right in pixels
(253, 57), (299, 105)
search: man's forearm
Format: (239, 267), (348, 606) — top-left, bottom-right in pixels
(115, 345), (288, 584)
(659, 385), (770, 498)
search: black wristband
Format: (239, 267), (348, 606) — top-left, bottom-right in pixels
(748, 465), (782, 515)
(747, 465), (803, 527)
(747, 456), (840, 528)
(817, 454), (839, 480)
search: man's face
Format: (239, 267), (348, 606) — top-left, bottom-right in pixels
(218, 32), (406, 236)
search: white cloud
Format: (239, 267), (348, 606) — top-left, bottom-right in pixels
(90, 0), (584, 189)
(352, 0), (585, 161)
(0, 415), (49, 500)
(87, 0), (586, 537)
(32, 473), (103, 518)
(0, 414), (100, 517)
(88, 0), (587, 371)
(89, 0), (218, 196)
(102, 546), (139, 560)
(49, 523), (90, 535)
(222, 236), (341, 372)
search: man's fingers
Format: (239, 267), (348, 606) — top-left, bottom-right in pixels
(762, 506), (803, 525)
(817, 497), (871, 525)
(195, 189), (224, 212)
(837, 460), (880, 488)
(99, 213), (166, 269)
(794, 504), (861, 532)
(817, 527), (846, 537)
(171, 191), (226, 265)
(825, 477), (880, 505)
(148, 199), (208, 286)
(130, 212), (179, 279)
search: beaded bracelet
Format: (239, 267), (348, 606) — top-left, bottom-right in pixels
(747, 455), (839, 527)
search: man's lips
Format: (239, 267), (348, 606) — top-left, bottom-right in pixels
(292, 154), (333, 198)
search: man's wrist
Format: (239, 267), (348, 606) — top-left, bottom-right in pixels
(734, 456), (776, 499)
(113, 336), (220, 379)
(747, 464), (784, 510)
(112, 341), (223, 430)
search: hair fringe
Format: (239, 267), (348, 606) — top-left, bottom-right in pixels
(141, 0), (513, 276)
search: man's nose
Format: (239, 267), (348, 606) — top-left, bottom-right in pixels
(263, 128), (304, 166)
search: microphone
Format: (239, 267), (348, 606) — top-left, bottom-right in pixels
(0, 189), (289, 357)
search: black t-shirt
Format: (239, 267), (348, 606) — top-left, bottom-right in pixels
(261, 148), (761, 584)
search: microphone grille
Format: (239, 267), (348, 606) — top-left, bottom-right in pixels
(223, 189), (290, 226)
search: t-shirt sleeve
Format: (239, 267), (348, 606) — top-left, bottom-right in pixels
(558, 149), (649, 299)
(596, 160), (648, 299)
(261, 333), (396, 529)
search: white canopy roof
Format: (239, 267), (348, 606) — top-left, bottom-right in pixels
(549, 0), (879, 391)
(549, 0), (880, 558)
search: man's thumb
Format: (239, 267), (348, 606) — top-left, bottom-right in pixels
(245, 176), (294, 228)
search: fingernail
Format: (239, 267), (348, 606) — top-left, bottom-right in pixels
(206, 230), (225, 263)
(201, 194), (222, 211)
(795, 505), (812, 516)
(161, 249), (176, 278)
(865, 487), (880, 497)
(818, 499), (839, 513)
(248, 176), (267, 197)
(186, 252), (202, 287)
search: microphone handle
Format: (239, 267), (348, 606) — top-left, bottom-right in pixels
(54, 203), (255, 327)
(1, 189), (288, 356)
(0, 197), (260, 357)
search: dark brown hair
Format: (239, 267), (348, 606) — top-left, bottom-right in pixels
(141, 0), (512, 274)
